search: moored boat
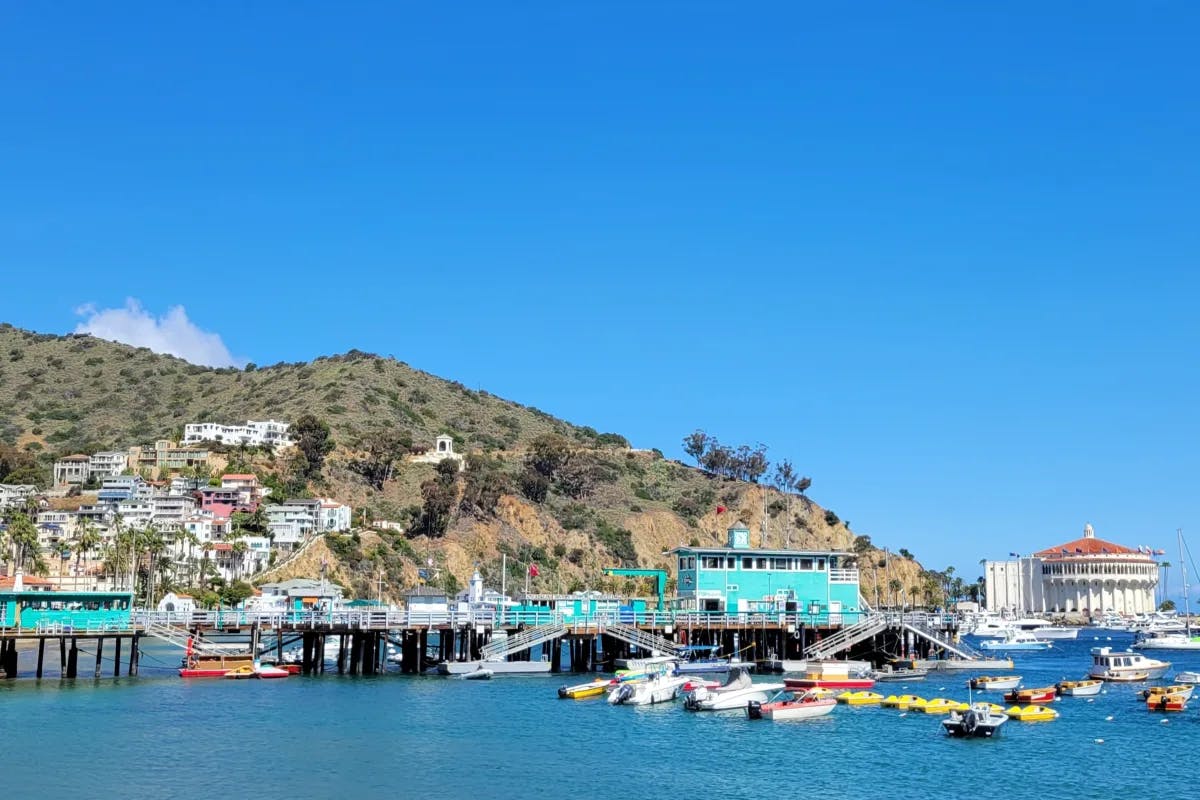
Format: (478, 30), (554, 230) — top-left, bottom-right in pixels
(915, 697), (969, 715)
(180, 652), (256, 678)
(978, 630), (1052, 651)
(1141, 684), (1194, 702)
(1055, 679), (1102, 697)
(869, 666), (929, 682)
(1174, 670), (1200, 684)
(748, 690), (837, 721)
(784, 660), (875, 690)
(881, 694), (926, 710)
(1006, 704), (1058, 722)
(437, 659), (552, 676)
(1002, 686), (1057, 704)
(1088, 647), (1170, 681)
(558, 679), (614, 699)
(1145, 691), (1188, 711)
(836, 690), (884, 706)
(969, 675), (1022, 691)
(223, 663), (289, 679)
(942, 702), (1008, 738)
(682, 667), (783, 711)
(609, 673), (692, 705)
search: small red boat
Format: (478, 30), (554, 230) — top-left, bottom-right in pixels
(1002, 687), (1057, 704)
(1147, 693), (1188, 712)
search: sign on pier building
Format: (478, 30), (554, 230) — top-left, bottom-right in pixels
(671, 524), (862, 622)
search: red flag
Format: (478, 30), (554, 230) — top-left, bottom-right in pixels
(716, 505), (727, 514)
(528, 563), (540, 577)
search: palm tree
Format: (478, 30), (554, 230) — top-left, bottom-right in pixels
(887, 578), (902, 607)
(177, 529), (200, 586)
(5, 512), (47, 576)
(73, 520), (101, 589)
(231, 540), (250, 581)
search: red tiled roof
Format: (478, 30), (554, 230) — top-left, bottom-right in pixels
(1035, 536), (1140, 558)
(222, 474), (257, 481)
(207, 543), (233, 552)
(0, 575), (56, 590)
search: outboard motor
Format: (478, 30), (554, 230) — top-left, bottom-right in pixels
(747, 700), (763, 720)
(611, 684), (634, 705)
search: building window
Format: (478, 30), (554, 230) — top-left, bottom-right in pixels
(799, 558), (813, 571)
(702, 556), (723, 570)
(726, 557), (736, 569)
(742, 557), (754, 570)
(755, 558), (767, 570)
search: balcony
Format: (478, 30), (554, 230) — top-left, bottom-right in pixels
(829, 568), (859, 583)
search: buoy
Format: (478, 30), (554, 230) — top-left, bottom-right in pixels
(1161, 719), (1169, 724)
(1105, 715), (1114, 721)
(1094, 738), (1104, 744)
(1086, 699), (1095, 703)
(898, 712), (907, 718)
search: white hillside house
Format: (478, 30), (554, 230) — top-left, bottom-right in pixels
(183, 419), (293, 448)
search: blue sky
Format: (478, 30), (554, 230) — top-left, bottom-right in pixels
(2, 3), (1198, 589)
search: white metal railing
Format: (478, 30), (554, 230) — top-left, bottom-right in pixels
(126, 607), (871, 631)
(829, 569), (859, 583)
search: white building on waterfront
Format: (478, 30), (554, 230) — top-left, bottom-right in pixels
(985, 523), (1159, 617)
(183, 419), (293, 449)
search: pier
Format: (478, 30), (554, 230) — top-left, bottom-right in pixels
(0, 606), (975, 681)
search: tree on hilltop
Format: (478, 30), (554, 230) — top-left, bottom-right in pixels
(291, 414), (334, 480)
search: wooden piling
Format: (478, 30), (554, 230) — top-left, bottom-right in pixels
(113, 636), (122, 677)
(66, 638), (79, 679)
(94, 637), (104, 678)
(36, 637), (45, 679)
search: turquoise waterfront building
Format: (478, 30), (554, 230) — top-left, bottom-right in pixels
(671, 524), (862, 624)
(0, 577), (133, 630)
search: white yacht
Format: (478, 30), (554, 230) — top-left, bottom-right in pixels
(1088, 646), (1170, 680)
(1132, 631), (1200, 651)
(1010, 618), (1079, 640)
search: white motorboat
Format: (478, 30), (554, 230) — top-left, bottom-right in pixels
(437, 659), (552, 675)
(608, 672), (693, 705)
(458, 668), (493, 680)
(682, 667), (784, 711)
(978, 630), (1052, 651)
(1174, 671), (1200, 684)
(942, 702), (1008, 738)
(1088, 647), (1170, 680)
(1132, 632), (1200, 651)
(968, 619), (1014, 639)
(613, 654), (678, 671)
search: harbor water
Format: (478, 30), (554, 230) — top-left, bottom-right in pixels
(3, 631), (1198, 799)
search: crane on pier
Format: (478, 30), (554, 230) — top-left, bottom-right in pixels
(602, 568), (668, 611)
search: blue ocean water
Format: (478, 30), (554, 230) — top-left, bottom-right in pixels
(3, 631), (1198, 800)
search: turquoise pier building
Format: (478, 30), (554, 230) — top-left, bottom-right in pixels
(671, 523), (863, 624)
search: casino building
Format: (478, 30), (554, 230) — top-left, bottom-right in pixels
(985, 524), (1159, 617)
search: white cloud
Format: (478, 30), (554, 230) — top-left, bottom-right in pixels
(74, 299), (246, 368)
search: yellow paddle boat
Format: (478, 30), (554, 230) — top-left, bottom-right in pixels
(837, 691), (884, 706)
(558, 679), (613, 699)
(915, 697), (969, 715)
(1006, 705), (1059, 722)
(881, 694), (926, 710)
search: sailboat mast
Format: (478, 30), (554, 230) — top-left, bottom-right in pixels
(1179, 528), (1189, 634)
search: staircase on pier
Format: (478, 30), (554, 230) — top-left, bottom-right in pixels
(601, 623), (685, 657)
(897, 616), (981, 660)
(480, 623), (568, 660)
(802, 613), (982, 661)
(803, 614), (888, 660)
(142, 621), (238, 656)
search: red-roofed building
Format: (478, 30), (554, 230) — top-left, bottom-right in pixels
(986, 523), (1159, 617)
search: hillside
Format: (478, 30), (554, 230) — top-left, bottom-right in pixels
(0, 324), (936, 604)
